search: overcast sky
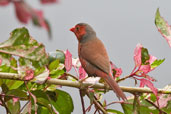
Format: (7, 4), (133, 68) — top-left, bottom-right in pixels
(0, 0), (171, 113)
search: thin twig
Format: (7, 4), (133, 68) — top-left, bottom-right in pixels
(79, 90), (86, 114)
(117, 75), (133, 83)
(20, 101), (30, 113)
(85, 90), (107, 114)
(145, 99), (167, 114)
(132, 93), (140, 114)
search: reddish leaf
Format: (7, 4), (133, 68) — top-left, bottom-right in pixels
(139, 79), (158, 96)
(0, 0), (9, 6)
(14, 1), (32, 24)
(134, 44), (142, 67)
(13, 1), (51, 36)
(110, 61), (122, 78)
(33, 10), (49, 30)
(64, 49), (72, 72)
(32, 10), (51, 37)
(144, 75), (156, 82)
(139, 65), (151, 74)
(40, 0), (58, 4)
(79, 66), (86, 80)
(137, 55), (157, 75)
(24, 69), (34, 80)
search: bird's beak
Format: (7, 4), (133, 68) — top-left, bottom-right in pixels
(70, 27), (75, 32)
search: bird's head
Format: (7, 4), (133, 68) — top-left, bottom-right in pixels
(70, 23), (96, 42)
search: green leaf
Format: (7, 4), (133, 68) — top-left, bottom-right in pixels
(6, 80), (24, 90)
(6, 89), (27, 99)
(47, 89), (74, 114)
(151, 59), (165, 69)
(50, 69), (64, 78)
(0, 53), (17, 73)
(48, 50), (65, 64)
(6, 99), (20, 114)
(155, 8), (169, 36)
(1, 83), (9, 94)
(107, 109), (123, 114)
(37, 105), (51, 114)
(48, 59), (59, 71)
(122, 96), (160, 114)
(34, 67), (46, 76)
(141, 47), (150, 65)
(32, 90), (52, 110)
(0, 27), (48, 67)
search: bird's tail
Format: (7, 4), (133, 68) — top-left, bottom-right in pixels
(103, 74), (127, 101)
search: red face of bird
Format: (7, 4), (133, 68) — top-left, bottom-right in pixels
(70, 24), (86, 41)
(70, 23), (96, 42)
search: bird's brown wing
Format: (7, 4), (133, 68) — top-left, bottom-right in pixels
(80, 38), (110, 74)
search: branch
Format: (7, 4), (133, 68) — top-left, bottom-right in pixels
(0, 72), (171, 94)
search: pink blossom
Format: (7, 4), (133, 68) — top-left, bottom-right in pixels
(64, 49), (72, 72)
(134, 44), (142, 67)
(79, 66), (86, 80)
(24, 69), (34, 80)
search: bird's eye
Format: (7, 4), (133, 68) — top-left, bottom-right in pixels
(76, 26), (79, 31)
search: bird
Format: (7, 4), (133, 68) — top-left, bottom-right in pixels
(70, 23), (127, 101)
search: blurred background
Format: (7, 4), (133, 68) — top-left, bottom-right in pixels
(0, 0), (171, 113)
